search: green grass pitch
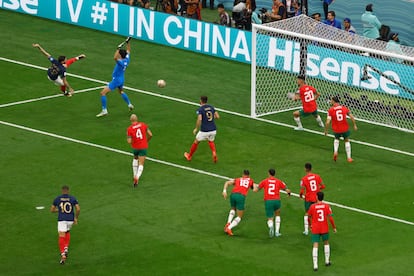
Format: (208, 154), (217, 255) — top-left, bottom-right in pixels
(1, 9), (414, 275)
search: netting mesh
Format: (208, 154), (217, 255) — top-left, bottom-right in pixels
(251, 15), (414, 132)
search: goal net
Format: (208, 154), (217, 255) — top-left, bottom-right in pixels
(251, 15), (414, 133)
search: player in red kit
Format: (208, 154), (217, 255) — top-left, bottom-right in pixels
(222, 170), (256, 236)
(292, 75), (324, 130)
(127, 114), (153, 187)
(254, 168), (291, 237)
(307, 192), (336, 271)
(324, 96), (357, 162)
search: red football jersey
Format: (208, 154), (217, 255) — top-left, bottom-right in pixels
(127, 122), (149, 149)
(300, 173), (324, 202)
(328, 104), (350, 133)
(299, 85), (318, 113)
(231, 177), (254, 196)
(258, 177), (287, 200)
(308, 202), (333, 234)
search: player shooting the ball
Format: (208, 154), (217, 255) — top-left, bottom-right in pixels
(96, 36), (134, 117)
(32, 43), (85, 97)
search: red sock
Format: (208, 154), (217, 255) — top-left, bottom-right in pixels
(65, 57), (77, 68)
(59, 236), (66, 253)
(65, 232), (71, 248)
(60, 85), (66, 92)
(208, 141), (216, 154)
(189, 142), (199, 156)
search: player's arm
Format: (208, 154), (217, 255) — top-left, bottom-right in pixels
(299, 187), (305, 199)
(50, 204), (58, 213)
(74, 204), (80, 225)
(253, 183), (259, 192)
(348, 112), (357, 131)
(127, 135), (132, 145)
(329, 215), (337, 232)
(193, 114), (202, 135)
(314, 90), (321, 100)
(222, 179), (234, 199)
(114, 49), (120, 61)
(284, 187), (291, 197)
(32, 43), (51, 58)
(126, 39), (131, 54)
(147, 129), (153, 142)
(324, 116), (332, 136)
(214, 111), (220, 119)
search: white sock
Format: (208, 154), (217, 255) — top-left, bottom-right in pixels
(345, 141), (351, 159)
(267, 219), (274, 230)
(313, 247), (318, 269)
(229, 216), (241, 229)
(136, 165), (144, 179)
(316, 115), (324, 127)
(324, 244), (330, 264)
(132, 159), (138, 178)
(294, 117), (303, 128)
(334, 139), (340, 154)
(227, 210), (235, 224)
(304, 215), (309, 233)
(275, 216), (281, 234)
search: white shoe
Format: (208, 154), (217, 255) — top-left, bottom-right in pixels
(275, 232), (282, 237)
(303, 231), (309, 236)
(294, 127), (304, 131)
(96, 109), (108, 117)
(128, 104), (134, 111)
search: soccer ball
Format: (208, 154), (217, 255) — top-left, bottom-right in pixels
(157, 79), (166, 88)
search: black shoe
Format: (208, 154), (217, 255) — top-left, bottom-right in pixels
(59, 255), (66, 265)
(313, 268), (318, 271)
(133, 183), (138, 188)
(325, 262), (331, 266)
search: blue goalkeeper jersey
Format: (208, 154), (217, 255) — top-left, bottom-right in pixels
(112, 54), (130, 79)
(53, 194), (79, 221)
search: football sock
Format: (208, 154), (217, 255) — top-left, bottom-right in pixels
(334, 139), (340, 154)
(65, 232), (71, 248)
(316, 115), (324, 127)
(120, 92), (131, 105)
(275, 216), (281, 233)
(60, 85), (66, 92)
(101, 95), (107, 110)
(313, 247), (318, 268)
(304, 215), (309, 232)
(345, 141), (351, 158)
(189, 143), (198, 156)
(208, 141), (216, 154)
(65, 57), (77, 68)
(267, 219), (274, 230)
(229, 216), (241, 229)
(136, 165), (144, 179)
(294, 117), (303, 128)
(227, 209), (235, 223)
(132, 159), (138, 178)
(324, 244), (330, 264)
(59, 236), (66, 253)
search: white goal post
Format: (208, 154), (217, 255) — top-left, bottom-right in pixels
(251, 15), (414, 133)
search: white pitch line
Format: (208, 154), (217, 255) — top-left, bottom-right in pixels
(0, 119), (413, 226)
(1, 56), (413, 157)
(0, 86), (104, 108)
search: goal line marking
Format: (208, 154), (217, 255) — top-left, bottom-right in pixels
(1, 119), (413, 226)
(0, 56), (413, 158)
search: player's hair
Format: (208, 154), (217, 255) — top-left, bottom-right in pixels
(297, 75), (305, 81)
(332, 96), (340, 103)
(366, 3), (373, 12)
(62, 185), (69, 191)
(305, 163), (312, 171)
(58, 56), (66, 63)
(200, 96), (208, 103)
(119, 49), (127, 58)
(243, 169), (250, 176)
(268, 168), (276, 176)
(317, 191), (324, 201)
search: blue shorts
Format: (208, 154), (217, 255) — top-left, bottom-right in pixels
(108, 77), (124, 91)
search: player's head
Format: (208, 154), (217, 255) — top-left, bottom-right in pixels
(297, 75), (306, 85)
(243, 169), (250, 176)
(130, 114), (138, 122)
(268, 168), (276, 176)
(119, 49), (127, 58)
(58, 56), (66, 64)
(305, 162), (312, 171)
(61, 185), (70, 193)
(200, 96), (208, 104)
(331, 96), (340, 104)
(317, 191), (324, 201)
(366, 4), (373, 12)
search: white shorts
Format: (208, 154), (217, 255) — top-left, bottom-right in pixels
(48, 75), (64, 86)
(196, 130), (217, 142)
(58, 221), (74, 232)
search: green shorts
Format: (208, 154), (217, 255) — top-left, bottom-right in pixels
(299, 109), (319, 117)
(333, 130), (351, 139)
(132, 148), (148, 157)
(304, 201), (316, 212)
(265, 200), (281, 218)
(230, 193), (246, 211)
(311, 233), (330, 243)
